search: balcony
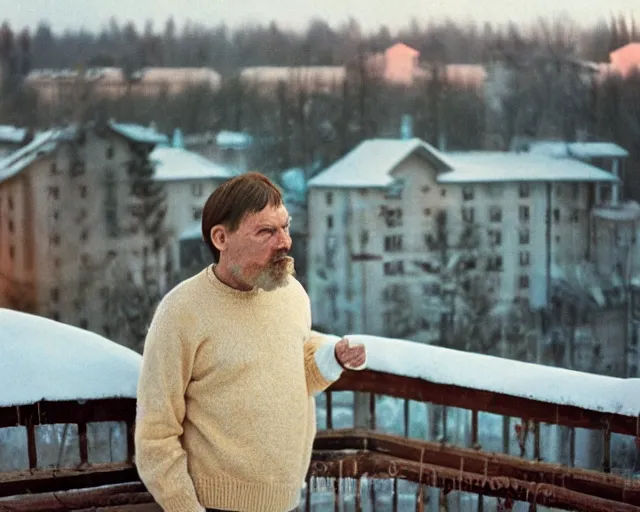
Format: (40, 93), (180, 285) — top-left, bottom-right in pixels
(1, 335), (639, 511)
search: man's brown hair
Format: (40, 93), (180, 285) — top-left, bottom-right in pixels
(201, 172), (283, 262)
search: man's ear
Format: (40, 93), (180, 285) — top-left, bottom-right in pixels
(210, 225), (228, 252)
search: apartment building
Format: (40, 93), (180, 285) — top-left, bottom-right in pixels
(306, 138), (622, 359)
(0, 122), (168, 338)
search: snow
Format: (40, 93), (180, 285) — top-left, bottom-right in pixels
(0, 126), (27, 143)
(526, 141), (629, 159)
(592, 201), (640, 221)
(216, 130), (253, 149)
(318, 333), (640, 418)
(307, 138), (453, 188)
(150, 146), (234, 181)
(281, 168), (307, 205)
(0, 130), (64, 184)
(179, 221), (203, 240)
(439, 152), (620, 183)
(109, 122), (168, 146)
(0, 309), (141, 407)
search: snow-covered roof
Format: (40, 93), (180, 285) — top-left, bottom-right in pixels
(0, 126), (27, 144)
(0, 130), (69, 184)
(526, 141), (629, 159)
(216, 130), (253, 149)
(180, 221), (203, 240)
(438, 152), (620, 184)
(319, 333), (640, 417)
(0, 309), (141, 407)
(150, 146), (234, 182)
(592, 201), (640, 221)
(109, 122), (168, 146)
(308, 138), (454, 188)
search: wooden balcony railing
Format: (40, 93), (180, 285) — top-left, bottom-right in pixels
(1, 365), (639, 511)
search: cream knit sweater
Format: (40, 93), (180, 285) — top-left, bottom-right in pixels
(134, 266), (341, 512)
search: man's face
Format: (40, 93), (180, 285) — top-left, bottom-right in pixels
(223, 204), (294, 291)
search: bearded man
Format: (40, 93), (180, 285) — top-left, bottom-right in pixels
(135, 172), (367, 512)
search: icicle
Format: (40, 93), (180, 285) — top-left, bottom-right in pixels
(341, 477), (358, 497)
(310, 476), (334, 494)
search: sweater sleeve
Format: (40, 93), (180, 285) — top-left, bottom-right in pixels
(134, 297), (205, 512)
(302, 292), (344, 395)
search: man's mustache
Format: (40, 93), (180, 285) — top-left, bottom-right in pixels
(271, 251), (292, 263)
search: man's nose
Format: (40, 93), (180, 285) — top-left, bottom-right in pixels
(276, 229), (292, 251)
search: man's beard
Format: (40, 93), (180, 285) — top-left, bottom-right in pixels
(232, 254), (296, 292)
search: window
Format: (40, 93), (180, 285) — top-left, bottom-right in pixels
(486, 255), (503, 271)
(519, 275), (530, 289)
(327, 215), (333, 229)
(50, 233), (60, 246)
(519, 251), (530, 266)
(489, 206), (502, 222)
(79, 185), (88, 198)
(441, 188), (447, 197)
(462, 186), (474, 201)
(51, 288), (59, 302)
(70, 160), (85, 177)
(519, 183), (530, 198)
(383, 260), (404, 276)
(519, 228), (530, 244)
(50, 162), (58, 175)
(462, 207), (474, 223)
(9, 245), (15, 260)
(384, 235), (403, 252)
(326, 192), (333, 205)
(192, 207), (203, 221)
(80, 229), (89, 242)
(8, 220), (14, 233)
(79, 319), (89, 329)
(191, 183), (203, 197)
(81, 253), (90, 266)
(105, 170), (118, 237)
(48, 186), (60, 200)
(553, 208), (560, 223)
(488, 230), (502, 245)
(8, 195), (13, 210)
(381, 207), (403, 227)
(107, 146), (115, 159)
(421, 186), (431, 193)
(424, 208), (431, 217)
(571, 209), (579, 223)
(519, 205), (529, 222)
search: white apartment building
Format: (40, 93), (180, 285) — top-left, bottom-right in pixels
(306, 138), (622, 354)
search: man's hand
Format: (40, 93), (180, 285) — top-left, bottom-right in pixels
(335, 337), (367, 371)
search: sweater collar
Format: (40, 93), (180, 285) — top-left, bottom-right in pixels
(205, 265), (264, 299)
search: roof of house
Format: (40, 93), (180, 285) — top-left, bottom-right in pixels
(0, 129), (71, 184)
(150, 146), (234, 181)
(0, 125), (28, 144)
(440, 152), (620, 183)
(308, 138), (620, 189)
(109, 122), (169, 146)
(0, 308), (141, 407)
(525, 141), (629, 159)
(307, 138), (454, 188)
(179, 221), (203, 240)
(0, 122), (167, 185)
